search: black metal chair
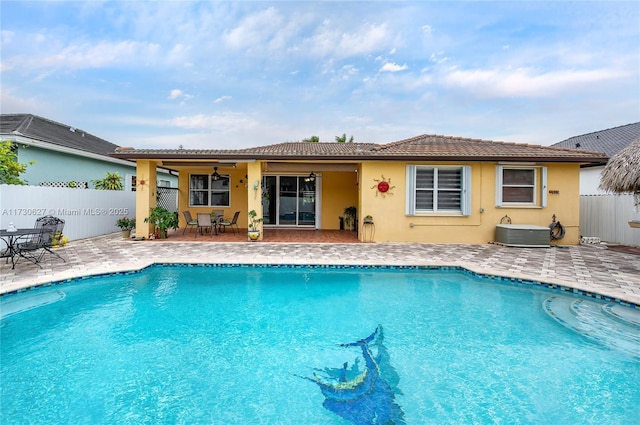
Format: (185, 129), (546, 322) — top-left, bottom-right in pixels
(16, 216), (66, 267)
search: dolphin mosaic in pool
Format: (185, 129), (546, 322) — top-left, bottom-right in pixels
(300, 325), (406, 425)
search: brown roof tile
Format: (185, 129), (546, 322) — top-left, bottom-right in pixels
(374, 134), (608, 161)
(111, 135), (608, 163)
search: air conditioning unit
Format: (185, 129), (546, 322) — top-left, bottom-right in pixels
(495, 224), (550, 248)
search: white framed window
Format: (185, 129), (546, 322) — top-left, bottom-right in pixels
(406, 165), (471, 215)
(189, 174), (230, 207)
(496, 165), (547, 207)
(125, 174), (136, 192)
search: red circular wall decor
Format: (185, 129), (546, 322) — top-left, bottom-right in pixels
(371, 175), (395, 197)
(377, 181), (390, 193)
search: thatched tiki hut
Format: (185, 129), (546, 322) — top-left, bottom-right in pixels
(599, 137), (640, 213)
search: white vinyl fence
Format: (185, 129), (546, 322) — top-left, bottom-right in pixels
(1, 184), (135, 242)
(580, 194), (640, 246)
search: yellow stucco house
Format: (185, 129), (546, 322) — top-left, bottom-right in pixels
(111, 135), (607, 244)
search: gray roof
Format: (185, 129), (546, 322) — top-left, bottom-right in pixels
(552, 122), (640, 158)
(0, 114), (120, 156)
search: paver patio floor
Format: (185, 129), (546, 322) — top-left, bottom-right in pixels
(2, 232), (639, 305)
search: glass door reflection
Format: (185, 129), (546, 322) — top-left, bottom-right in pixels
(262, 175), (316, 227)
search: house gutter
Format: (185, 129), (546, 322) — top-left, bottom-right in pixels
(7, 134), (137, 167)
(6, 135), (175, 175)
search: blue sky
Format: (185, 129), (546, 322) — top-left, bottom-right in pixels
(1, 1), (638, 150)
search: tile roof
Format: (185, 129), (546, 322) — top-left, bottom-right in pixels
(0, 114), (120, 156)
(551, 122), (640, 157)
(113, 135), (607, 163)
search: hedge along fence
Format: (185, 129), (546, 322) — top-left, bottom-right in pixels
(1, 184), (135, 242)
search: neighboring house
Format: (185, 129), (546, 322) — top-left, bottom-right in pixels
(0, 114), (177, 190)
(111, 135), (606, 244)
(552, 122), (640, 195)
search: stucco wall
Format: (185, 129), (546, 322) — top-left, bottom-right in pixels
(320, 171), (358, 230)
(173, 166), (359, 232)
(175, 164), (249, 230)
(360, 161), (581, 245)
(143, 159), (581, 245)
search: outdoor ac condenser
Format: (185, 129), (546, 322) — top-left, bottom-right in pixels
(495, 224), (550, 248)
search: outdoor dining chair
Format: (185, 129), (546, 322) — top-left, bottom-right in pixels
(196, 213), (216, 238)
(218, 211), (240, 234)
(182, 211), (198, 234)
(16, 215), (66, 267)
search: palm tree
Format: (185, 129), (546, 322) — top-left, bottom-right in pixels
(93, 172), (124, 190)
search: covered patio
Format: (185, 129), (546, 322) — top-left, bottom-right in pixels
(114, 143), (364, 243)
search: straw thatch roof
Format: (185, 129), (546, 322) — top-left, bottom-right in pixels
(599, 137), (640, 194)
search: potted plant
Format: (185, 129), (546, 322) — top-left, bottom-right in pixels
(344, 206), (357, 231)
(51, 231), (69, 247)
(247, 209), (263, 241)
(363, 214), (374, 224)
(144, 206), (178, 239)
(116, 217), (136, 238)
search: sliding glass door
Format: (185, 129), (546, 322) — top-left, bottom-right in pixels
(262, 175), (316, 227)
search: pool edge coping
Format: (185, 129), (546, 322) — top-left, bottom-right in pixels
(2, 260), (639, 310)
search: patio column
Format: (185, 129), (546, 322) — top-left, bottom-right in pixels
(246, 161), (263, 240)
(135, 160), (158, 239)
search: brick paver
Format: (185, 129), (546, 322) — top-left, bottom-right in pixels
(1, 233), (639, 305)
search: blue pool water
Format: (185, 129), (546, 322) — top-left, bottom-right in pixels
(1, 265), (639, 424)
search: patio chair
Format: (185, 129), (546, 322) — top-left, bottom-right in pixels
(218, 211), (240, 234)
(196, 213), (216, 238)
(16, 216), (66, 267)
(182, 211), (198, 235)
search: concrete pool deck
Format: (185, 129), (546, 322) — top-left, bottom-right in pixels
(1, 232), (639, 305)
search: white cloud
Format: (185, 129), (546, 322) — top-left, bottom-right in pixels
(9, 40), (161, 71)
(170, 112), (258, 133)
(0, 87), (41, 113)
(214, 96), (232, 104)
(440, 67), (628, 98)
(380, 62), (408, 72)
(1, 30), (14, 45)
(224, 7), (285, 50)
(305, 22), (395, 59)
(339, 64), (358, 80)
(430, 52), (449, 64)
(169, 89), (184, 100)
(421, 24), (433, 35)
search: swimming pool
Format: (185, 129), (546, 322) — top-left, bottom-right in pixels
(1, 264), (638, 424)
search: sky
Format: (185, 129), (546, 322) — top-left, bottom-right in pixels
(1, 1), (639, 150)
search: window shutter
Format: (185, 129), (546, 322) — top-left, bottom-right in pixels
(406, 165), (416, 215)
(495, 165), (503, 206)
(462, 166), (471, 216)
(541, 166), (548, 207)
